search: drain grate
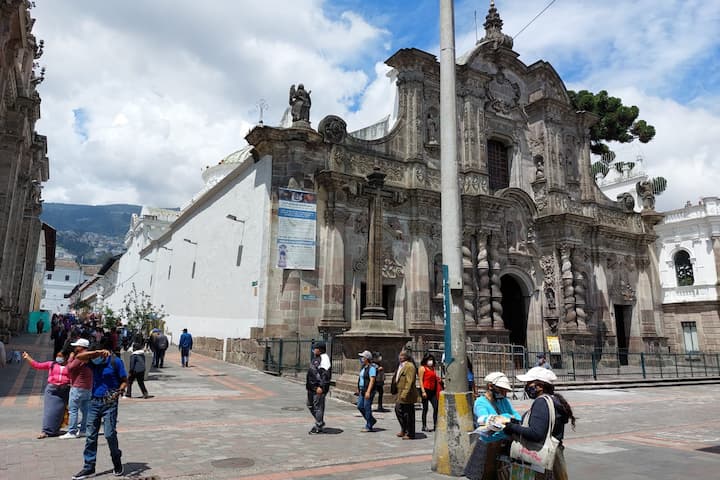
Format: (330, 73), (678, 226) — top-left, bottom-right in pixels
(697, 445), (720, 454)
(281, 406), (303, 411)
(211, 457), (255, 469)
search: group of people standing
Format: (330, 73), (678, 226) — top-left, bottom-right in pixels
(305, 344), (572, 479)
(21, 323), (194, 479)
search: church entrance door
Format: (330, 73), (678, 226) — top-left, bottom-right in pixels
(614, 305), (631, 365)
(501, 275), (527, 347)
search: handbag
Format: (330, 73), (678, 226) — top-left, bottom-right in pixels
(510, 395), (560, 471)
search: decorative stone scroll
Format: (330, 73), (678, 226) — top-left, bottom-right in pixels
(318, 115), (347, 144)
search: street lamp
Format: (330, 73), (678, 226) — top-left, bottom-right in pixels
(226, 214), (247, 266)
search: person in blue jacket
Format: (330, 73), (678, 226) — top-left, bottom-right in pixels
(178, 328), (193, 367)
(465, 372), (521, 480)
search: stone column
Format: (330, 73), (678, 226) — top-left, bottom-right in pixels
(361, 169), (388, 320)
(712, 237), (720, 294)
(407, 221), (432, 330)
(560, 243), (577, 329)
(319, 193), (347, 334)
(476, 232), (491, 327)
(573, 251), (588, 330)
(462, 236), (476, 326)
(489, 233), (503, 329)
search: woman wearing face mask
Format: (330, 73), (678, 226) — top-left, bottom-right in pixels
(465, 372), (521, 480)
(418, 353), (440, 432)
(497, 367), (575, 480)
(22, 350), (72, 438)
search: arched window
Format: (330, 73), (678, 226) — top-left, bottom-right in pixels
(674, 250), (694, 286)
(487, 140), (510, 192)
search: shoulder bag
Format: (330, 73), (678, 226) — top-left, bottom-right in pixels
(509, 395), (560, 471)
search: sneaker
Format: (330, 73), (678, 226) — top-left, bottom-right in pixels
(360, 427), (373, 432)
(77, 432), (86, 438)
(72, 467), (96, 479)
(370, 417), (377, 428)
(113, 460), (123, 476)
(59, 432), (77, 439)
(308, 426), (322, 435)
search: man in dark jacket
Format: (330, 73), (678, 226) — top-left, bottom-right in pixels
(125, 344), (149, 399)
(306, 341), (331, 434)
(154, 332), (169, 368)
(178, 328), (192, 367)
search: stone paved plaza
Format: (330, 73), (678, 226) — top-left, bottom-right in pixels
(2, 332), (720, 479)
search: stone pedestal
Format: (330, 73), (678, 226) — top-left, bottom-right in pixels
(334, 328), (410, 394)
(291, 120), (312, 130)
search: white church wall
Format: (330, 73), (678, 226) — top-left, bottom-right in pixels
(151, 156), (272, 342)
(656, 197), (720, 304)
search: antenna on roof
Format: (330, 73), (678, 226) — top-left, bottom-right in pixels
(255, 99), (268, 126)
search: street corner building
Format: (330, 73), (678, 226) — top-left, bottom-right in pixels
(106, 4), (690, 378)
(0, 1), (51, 340)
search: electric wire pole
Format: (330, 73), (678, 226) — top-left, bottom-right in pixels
(432, 0), (473, 475)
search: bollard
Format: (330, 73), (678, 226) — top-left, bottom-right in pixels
(278, 339), (284, 376)
(591, 352), (597, 380)
(570, 351), (576, 381)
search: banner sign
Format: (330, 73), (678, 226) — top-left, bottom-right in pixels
(546, 336), (561, 354)
(277, 188), (316, 270)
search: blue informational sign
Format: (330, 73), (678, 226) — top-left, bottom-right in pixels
(442, 264), (454, 366)
(277, 188), (317, 270)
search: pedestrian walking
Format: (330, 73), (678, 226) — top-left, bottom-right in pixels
(178, 328), (193, 367)
(125, 344), (149, 399)
(373, 352), (388, 412)
(464, 372), (521, 480)
(71, 347), (128, 479)
(153, 332), (169, 368)
(36, 318), (44, 334)
(495, 367), (575, 480)
(357, 350), (377, 432)
(60, 338), (93, 439)
(392, 350), (418, 440)
(306, 341), (331, 434)
(22, 350), (72, 438)
(419, 353), (440, 432)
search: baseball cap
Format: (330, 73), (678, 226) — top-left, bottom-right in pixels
(484, 371), (512, 391)
(516, 366), (558, 384)
(358, 350), (373, 360)
(70, 338), (90, 348)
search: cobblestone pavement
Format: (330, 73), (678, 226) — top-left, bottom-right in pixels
(2, 332), (720, 479)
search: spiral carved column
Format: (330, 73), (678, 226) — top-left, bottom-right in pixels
(476, 232), (491, 327)
(489, 233), (504, 329)
(462, 242), (477, 325)
(560, 243), (577, 328)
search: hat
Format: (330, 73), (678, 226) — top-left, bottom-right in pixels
(537, 353), (546, 359)
(483, 371), (512, 391)
(314, 341), (326, 352)
(70, 338), (90, 348)
(516, 366), (558, 384)
(358, 350), (373, 360)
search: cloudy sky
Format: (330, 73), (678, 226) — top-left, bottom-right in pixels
(33, 0), (720, 210)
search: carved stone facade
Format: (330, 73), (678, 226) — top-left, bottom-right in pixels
(246, 5), (667, 357)
(0, 1), (48, 339)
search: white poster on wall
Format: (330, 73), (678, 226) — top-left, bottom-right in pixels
(277, 188), (317, 270)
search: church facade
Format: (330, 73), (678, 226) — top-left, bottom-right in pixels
(248, 5), (667, 360)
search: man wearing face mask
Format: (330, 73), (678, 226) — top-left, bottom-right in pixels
(71, 345), (128, 479)
(464, 372), (521, 480)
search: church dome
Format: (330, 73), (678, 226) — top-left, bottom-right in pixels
(218, 145), (255, 165)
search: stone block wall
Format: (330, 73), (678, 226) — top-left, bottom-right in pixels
(189, 336), (264, 369)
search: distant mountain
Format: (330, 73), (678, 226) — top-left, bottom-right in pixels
(41, 203), (142, 263)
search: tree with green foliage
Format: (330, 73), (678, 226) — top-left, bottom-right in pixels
(568, 89), (656, 156)
(570, 89), (667, 195)
(119, 284), (166, 336)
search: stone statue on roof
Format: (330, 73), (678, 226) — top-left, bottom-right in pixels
(289, 84), (312, 123)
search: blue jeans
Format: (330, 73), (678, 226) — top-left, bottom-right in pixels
(68, 387), (91, 435)
(357, 390), (376, 429)
(83, 398), (121, 469)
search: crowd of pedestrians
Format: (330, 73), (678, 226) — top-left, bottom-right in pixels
(18, 313), (193, 479)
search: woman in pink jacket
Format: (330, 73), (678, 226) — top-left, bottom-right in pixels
(22, 350), (72, 438)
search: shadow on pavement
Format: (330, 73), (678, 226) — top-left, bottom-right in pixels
(320, 427), (343, 434)
(122, 461), (153, 477)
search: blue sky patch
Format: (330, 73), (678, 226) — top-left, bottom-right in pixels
(72, 108), (88, 141)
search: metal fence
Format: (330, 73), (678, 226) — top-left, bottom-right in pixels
(262, 338), (344, 377)
(263, 338), (720, 385)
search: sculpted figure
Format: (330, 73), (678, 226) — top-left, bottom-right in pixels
(289, 84), (312, 122)
(635, 181), (655, 211)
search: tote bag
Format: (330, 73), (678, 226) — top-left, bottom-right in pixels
(510, 395), (560, 471)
